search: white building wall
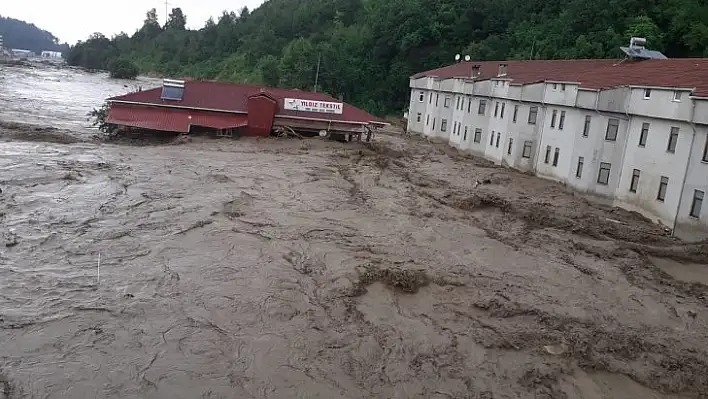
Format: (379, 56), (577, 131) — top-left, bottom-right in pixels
(614, 117), (692, 226)
(543, 82), (579, 107)
(576, 89), (598, 109)
(626, 88), (692, 122)
(674, 125), (708, 240)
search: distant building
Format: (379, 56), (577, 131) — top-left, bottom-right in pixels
(11, 49), (35, 58)
(41, 50), (62, 58)
(407, 38), (708, 241)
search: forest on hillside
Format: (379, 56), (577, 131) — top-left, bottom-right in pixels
(0, 15), (68, 54)
(66, 0), (708, 115)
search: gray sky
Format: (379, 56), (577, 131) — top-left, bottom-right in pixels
(1, 0), (265, 44)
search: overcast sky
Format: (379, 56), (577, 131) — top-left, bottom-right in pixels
(1, 0), (265, 44)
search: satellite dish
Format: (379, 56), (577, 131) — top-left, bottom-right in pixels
(454, 54), (461, 61)
(464, 55), (471, 62)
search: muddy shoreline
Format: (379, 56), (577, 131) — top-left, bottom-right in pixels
(1, 124), (707, 398)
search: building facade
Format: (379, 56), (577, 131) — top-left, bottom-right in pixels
(407, 57), (708, 241)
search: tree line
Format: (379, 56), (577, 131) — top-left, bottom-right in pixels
(66, 0), (708, 116)
(0, 15), (69, 55)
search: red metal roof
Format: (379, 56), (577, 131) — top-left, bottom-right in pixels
(109, 81), (384, 125)
(412, 58), (708, 96)
(107, 105), (248, 133)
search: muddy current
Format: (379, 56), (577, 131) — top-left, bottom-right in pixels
(1, 63), (708, 398)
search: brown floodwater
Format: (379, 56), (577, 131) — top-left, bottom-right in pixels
(1, 63), (708, 398)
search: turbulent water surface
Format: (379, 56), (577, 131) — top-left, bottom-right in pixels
(1, 63), (708, 399)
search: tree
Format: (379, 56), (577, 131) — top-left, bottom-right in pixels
(625, 16), (665, 50)
(166, 8), (187, 30)
(278, 38), (317, 90)
(108, 58), (139, 79)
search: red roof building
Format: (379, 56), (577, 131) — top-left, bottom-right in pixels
(107, 80), (386, 137)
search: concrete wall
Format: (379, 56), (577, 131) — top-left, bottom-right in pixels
(674, 126), (708, 240)
(543, 82), (579, 107)
(576, 89), (598, 110)
(627, 88), (692, 122)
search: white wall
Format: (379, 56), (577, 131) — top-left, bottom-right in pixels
(627, 88), (692, 122)
(675, 126), (708, 240)
(543, 82), (579, 107)
(614, 117), (692, 226)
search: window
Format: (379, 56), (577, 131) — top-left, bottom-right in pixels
(657, 176), (669, 202)
(474, 128), (482, 143)
(460, 98), (465, 111)
(522, 141), (533, 158)
(667, 127), (679, 153)
(478, 100), (487, 115)
(444, 97), (451, 108)
(561, 84), (566, 91)
(639, 123), (649, 147)
(453, 122), (457, 134)
(432, 118), (436, 130)
(508, 138), (513, 155)
(161, 85), (184, 101)
(597, 162), (611, 185)
(495, 132), (501, 148)
(435, 94), (439, 107)
(544, 145), (551, 164)
(552, 147), (560, 166)
(553, 83), (558, 90)
(464, 126), (468, 141)
(418, 91), (425, 102)
(494, 102), (499, 117)
(690, 190), (704, 218)
(644, 88), (652, 99)
(674, 91), (682, 102)
(456, 97), (461, 110)
(703, 136), (708, 162)
(606, 118), (619, 141)
(500, 103), (506, 119)
(576, 157), (584, 178)
(528, 106), (538, 124)
(467, 97), (472, 113)
(559, 111), (566, 130)
(490, 131), (495, 146)
(583, 115), (591, 137)
(551, 110), (557, 128)
(630, 169), (640, 193)
(441, 119), (448, 132)
(513, 105), (519, 122)
(416, 113), (422, 123)
(429, 93), (433, 104)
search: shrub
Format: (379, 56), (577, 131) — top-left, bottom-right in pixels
(108, 58), (139, 79)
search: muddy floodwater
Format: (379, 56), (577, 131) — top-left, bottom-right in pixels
(1, 63), (708, 398)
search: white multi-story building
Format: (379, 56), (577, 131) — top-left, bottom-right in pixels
(406, 44), (708, 241)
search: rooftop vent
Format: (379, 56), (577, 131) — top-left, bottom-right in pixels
(161, 79), (185, 101)
(620, 37), (667, 60)
(471, 65), (481, 78)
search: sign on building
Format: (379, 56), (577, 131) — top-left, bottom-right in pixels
(284, 98), (343, 115)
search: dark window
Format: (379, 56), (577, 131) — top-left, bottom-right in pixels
(426, 115), (430, 125)
(667, 127), (679, 153)
(513, 105), (519, 122)
(464, 126), (468, 141)
(467, 97), (472, 113)
(576, 157), (584, 178)
(494, 102), (499, 117)
(500, 103), (506, 119)
(690, 190), (704, 218)
(432, 118), (436, 130)
(553, 83), (558, 90)
(552, 147), (560, 166)
(495, 132), (501, 148)
(460, 98), (465, 111)
(456, 97), (460, 110)
(639, 123), (649, 147)
(657, 176), (669, 202)
(583, 115), (591, 137)
(630, 169), (640, 193)
(507, 138), (513, 155)
(444, 97), (451, 108)
(474, 128), (482, 143)
(161, 85), (184, 101)
(528, 106), (538, 124)
(644, 88), (651, 99)
(435, 94), (439, 107)
(703, 136), (708, 162)
(478, 100), (486, 115)
(416, 113), (421, 123)
(522, 141), (533, 158)
(544, 145), (551, 164)
(674, 91), (682, 102)
(429, 93), (433, 104)
(418, 92), (425, 102)
(597, 162), (611, 185)
(559, 111), (566, 130)
(606, 118), (619, 141)
(561, 84), (566, 91)
(550, 110), (557, 128)
(441, 119), (448, 132)
(490, 131), (495, 145)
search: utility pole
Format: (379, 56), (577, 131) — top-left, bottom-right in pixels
(313, 53), (321, 92)
(164, 0), (171, 26)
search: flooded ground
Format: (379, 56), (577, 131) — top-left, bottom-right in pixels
(1, 63), (708, 398)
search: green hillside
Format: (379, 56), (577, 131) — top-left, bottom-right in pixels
(67, 0), (708, 115)
(0, 15), (68, 54)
